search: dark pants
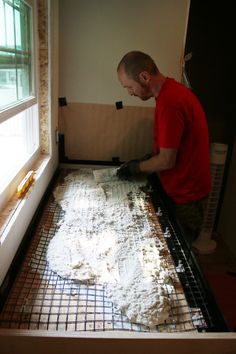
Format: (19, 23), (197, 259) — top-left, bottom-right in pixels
(172, 197), (208, 246)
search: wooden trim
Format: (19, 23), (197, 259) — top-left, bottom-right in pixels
(0, 329), (236, 354)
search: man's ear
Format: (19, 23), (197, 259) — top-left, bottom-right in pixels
(139, 71), (150, 84)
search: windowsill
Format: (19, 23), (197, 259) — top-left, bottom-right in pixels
(0, 153), (51, 245)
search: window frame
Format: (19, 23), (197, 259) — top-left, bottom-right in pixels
(0, 0), (40, 212)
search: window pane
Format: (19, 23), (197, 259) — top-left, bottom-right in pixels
(17, 55), (31, 99)
(0, 0), (34, 110)
(15, 4), (21, 49)
(0, 66), (17, 107)
(0, 1), (6, 46)
(5, 3), (15, 48)
(0, 103), (39, 191)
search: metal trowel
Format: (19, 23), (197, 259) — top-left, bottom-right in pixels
(93, 167), (119, 183)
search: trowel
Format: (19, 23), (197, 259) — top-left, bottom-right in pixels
(93, 167), (119, 183)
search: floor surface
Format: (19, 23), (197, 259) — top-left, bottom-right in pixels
(195, 235), (236, 331)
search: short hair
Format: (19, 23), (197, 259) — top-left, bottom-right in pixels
(117, 51), (159, 80)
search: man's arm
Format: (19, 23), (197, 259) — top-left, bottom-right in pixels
(139, 147), (177, 174)
(116, 148), (177, 179)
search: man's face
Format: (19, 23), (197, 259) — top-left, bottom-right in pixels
(118, 68), (152, 101)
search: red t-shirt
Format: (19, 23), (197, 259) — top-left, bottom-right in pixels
(153, 78), (211, 204)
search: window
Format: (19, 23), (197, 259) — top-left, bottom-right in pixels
(0, 0), (35, 110)
(0, 0), (39, 209)
(0, 104), (39, 190)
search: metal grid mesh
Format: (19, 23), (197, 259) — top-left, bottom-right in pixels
(149, 186), (219, 332)
(0, 170), (209, 332)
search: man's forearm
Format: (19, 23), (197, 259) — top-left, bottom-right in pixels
(139, 149), (177, 174)
(139, 156), (166, 174)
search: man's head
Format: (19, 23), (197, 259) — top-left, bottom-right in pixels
(117, 51), (159, 100)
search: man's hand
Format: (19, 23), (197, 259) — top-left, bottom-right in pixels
(117, 160), (140, 180)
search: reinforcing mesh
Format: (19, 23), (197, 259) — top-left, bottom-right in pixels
(0, 169), (208, 332)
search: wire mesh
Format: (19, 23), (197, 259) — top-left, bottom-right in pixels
(0, 169), (211, 332)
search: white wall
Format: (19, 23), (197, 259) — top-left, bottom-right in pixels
(59, 0), (190, 107)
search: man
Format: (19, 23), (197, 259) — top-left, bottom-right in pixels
(116, 51), (211, 245)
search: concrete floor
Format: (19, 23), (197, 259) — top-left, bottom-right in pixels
(195, 235), (236, 275)
(195, 234), (236, 331)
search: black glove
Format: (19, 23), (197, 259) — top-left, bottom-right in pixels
(117, 160), (140, 180)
